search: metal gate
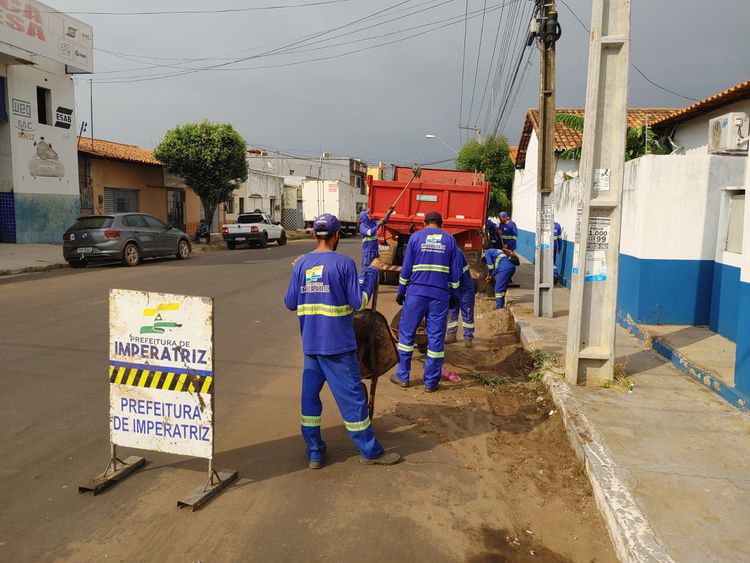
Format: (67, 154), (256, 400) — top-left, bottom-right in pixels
(104, 188), (139, 213)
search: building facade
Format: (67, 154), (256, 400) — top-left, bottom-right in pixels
(0, 1), (93, 243)
(225, 170), (284, 223)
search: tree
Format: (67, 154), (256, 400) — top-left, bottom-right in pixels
(555, 113), (668, 161)
(455, 135), (515, 216)
(154, 121), (248, 231)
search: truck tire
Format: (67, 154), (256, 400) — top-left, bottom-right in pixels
(259, 232), (268, 248)
(278, 231), (287, 246)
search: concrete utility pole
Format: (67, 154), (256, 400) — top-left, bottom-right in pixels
(534, 0), (560, 317)
(459, 125), (482, 143)
(565, 0), (631, 385)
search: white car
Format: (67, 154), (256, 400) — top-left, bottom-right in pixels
(221, 212), (286, 249)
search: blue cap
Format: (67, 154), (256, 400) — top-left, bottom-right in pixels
(312, 213), (340, 236)
(499, 211), (509, 219)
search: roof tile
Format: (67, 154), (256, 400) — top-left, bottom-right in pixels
(650, 80), (750, 127)
(77, 137), (161, 166)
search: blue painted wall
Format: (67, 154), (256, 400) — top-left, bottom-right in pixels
(517, 228), (535, 264)
(735, 281), (750, 396)
(709, 261), (741, 342)
(14, 193), (80, 244)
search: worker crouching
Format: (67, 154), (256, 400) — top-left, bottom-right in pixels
(392, 211), (462, 392)
(483, 244), (517, 309)
(284, 213), (400, 469)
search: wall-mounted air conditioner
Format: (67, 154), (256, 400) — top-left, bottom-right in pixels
(708, 112), (749, 154)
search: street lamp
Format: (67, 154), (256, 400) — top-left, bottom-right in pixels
(424, 134), (458, 155)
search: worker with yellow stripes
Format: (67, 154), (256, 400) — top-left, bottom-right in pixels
(284, 213), (400, 469)
(483, 244), (517, 309)
(445, 251), (476, 348)
(391, 211), (462, 392)
(358, 208), (388, 269)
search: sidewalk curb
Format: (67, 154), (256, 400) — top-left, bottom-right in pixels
(509, 307), (675, 563)
(0, 263), (68, 276)
(617, 314), (748, 411)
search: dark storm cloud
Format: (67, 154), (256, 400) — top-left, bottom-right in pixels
(48, 0), (750, 165)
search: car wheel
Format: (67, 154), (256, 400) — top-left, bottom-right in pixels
(67, 260), (87, 269)
(278, 231), (287, 246)
(227, 242), (236, 250)
(259, 232), (268, 249)
(176, 239), (190, 260)
(122, 243), (141, 267)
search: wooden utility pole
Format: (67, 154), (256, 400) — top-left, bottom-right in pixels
(565, 0), (631, 385)
(534, 1), (560, 317)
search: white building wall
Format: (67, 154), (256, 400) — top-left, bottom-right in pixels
(671, 99), (750, 155)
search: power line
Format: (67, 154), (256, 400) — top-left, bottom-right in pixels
(30, 0), (357, 16)
(458, 0), (470, 143)
(466, 0), (489, 126)
(474, 1), (508, 127)
(557, 0), (698, 102)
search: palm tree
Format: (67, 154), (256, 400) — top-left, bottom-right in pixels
(555, 113), (668, 161)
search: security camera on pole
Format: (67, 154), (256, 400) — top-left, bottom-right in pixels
(533, 0), (561, 318)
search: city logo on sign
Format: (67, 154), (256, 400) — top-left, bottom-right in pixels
(425, 234), (443, 244)
(140, 302), (182, 334)
(66, 26), (78, 39)
(11, 99), (32, 119)
(305, 266), (324, 284)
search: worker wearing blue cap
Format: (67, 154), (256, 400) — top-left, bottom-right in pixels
(445, 250), (476, 347)
(358, 209), (389, 269)
(391, 211), (463, 392)
(285, 213), (400, 469)
(553, 221), (562, 283)
(483, 243), (516, 309)
(497, 212), (518, 254)
(485, 219), (501, 249)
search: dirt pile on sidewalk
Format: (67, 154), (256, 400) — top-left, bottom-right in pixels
(379, 296), (616, 562)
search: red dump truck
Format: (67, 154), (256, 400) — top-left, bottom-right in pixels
(366, 166), (490, 280)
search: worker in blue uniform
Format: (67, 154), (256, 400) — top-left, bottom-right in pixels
(445, 251), (475, 348)
(391, 211), (462, 392)
(497, 211), (518, 254)
(553, 221), (562, 284)
(285, 213), (400, 469)
(483, 244), (517, 309)
(485, 219), (501, 249)
(358, 209), (388, 269)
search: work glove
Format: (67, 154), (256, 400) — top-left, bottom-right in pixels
(448, 295), (459, 309)
(396, 294), (405, 306)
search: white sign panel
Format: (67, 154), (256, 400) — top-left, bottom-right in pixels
(0, 1), (94, 73)
(586, 217), (611, 250)
(109, 289), (214, 459)
(584, 250), (607, 282)
(594, 168), (610, 191)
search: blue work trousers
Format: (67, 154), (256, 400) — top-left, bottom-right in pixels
(493, 265), (516, 309)
(361, 247), (379, 269)
(396, 294), (449, 389)
(301, 352), (383, 461)
(447, 289), (475, 340)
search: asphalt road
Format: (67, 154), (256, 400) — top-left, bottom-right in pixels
(0, 240), (614, 562)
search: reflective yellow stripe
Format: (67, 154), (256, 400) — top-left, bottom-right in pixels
(413, 264), (450, 273)
(344, 417), (371, 432)
(297, 303), (353, 317)
(399, 276), (410, 285)
(502, 235), (517, 239)
(493, 254), (507, 270)
(450, 281), (460, 289)
(397, 343), (414, 352)
(447, 321), (459, 328)
(463, 322), (475, 328)
(495, 292), (506, 298)
(362, 235), (377, 242)
(462, 265), (470, 273)
(301, 415), (321, 427)
(357, 291), (369, 312)
(426, 349), (445, 359)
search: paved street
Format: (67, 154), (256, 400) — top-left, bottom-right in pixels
(0, 240), (614, 562)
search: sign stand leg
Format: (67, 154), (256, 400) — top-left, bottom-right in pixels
(177, 460), (238, 512)
(79, 442), (145, 496)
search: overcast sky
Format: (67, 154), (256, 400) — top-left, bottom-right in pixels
(47, 0), (750, 166)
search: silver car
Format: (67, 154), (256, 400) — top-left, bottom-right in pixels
(63, 213), (192, 268)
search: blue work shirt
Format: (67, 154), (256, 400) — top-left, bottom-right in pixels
(457, 251), (474, 297)
(498, 220), (518, 251)
(485, 220), (500, 248)
(553, 222), (562, 254)
(358, 211), (379, 255)
(397, 227), (462, 302)
(285, 251), (377, 355)
(485, 248), (515, 276)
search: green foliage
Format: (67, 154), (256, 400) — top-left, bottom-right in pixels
(462, 370), (506, 388)
(555, 113), (668, 162)
(528, 349), (559, 381)
(455, 135), (515, 215)
(154, 121), (248, 230)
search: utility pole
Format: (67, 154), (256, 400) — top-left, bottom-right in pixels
(534, 0), (560, 317)
(565, 0), (631, 385)
(459, 125), (482, 143)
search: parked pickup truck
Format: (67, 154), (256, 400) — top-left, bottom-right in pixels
(221, 212), (287, 249)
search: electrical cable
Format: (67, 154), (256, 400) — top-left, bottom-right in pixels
(458, 0), (470, 143)
(466, 0), (489, 126)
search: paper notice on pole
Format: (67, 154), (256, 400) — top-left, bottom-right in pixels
(594, 168), (611, 191)
(572, 244), (580, 275)
(586, 217), (610, 250)
(584, 250), (607, 281)
(574, 208), (583, 241)
(540, 231), (551, 249)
